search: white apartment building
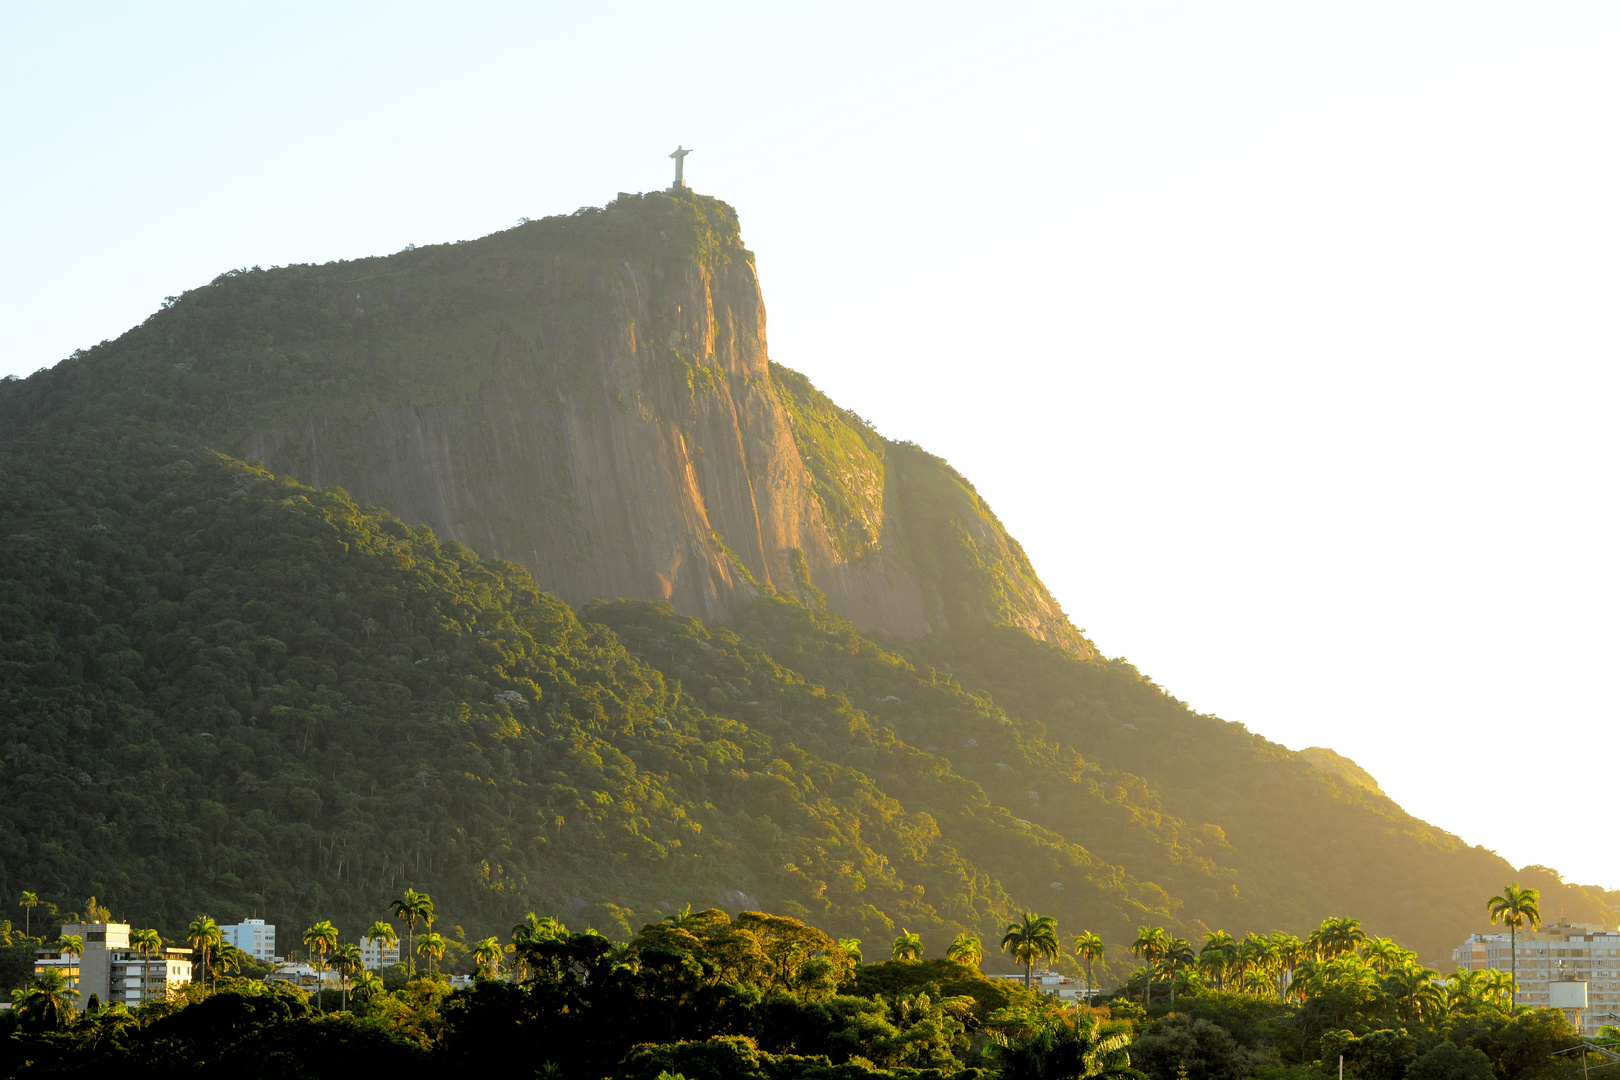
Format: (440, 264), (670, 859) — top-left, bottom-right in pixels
(35, 922), (192, 1010)
(221, 919), (276, 962)
(109, 947), (193, 1004)
(1454, 923), (1620, 1035)
(360, 934), (402, 971)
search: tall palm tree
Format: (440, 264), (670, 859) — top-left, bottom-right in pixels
(1241, 932), (1276, 992)
(1003, 913), (1061, 991)
(18, 892), (39, 938)
(1200, 931), (1235, 990)
(473, 936), (504, 977)
(1074, 932), (1106, 999)
(1487, 884), (1541, 1013)
(1385, 959), (1445, 1025)
(1130, 926), (1169, 1004)
(1196, 946), (1227, 991)
(1270, 933), (1307, 999)
(838, 938), (863, 965)
(333, 944), (362, 1009)
(1358, 937), (1407, 974)
(130, 928), (162, 1003)
(891, 929), (923, 962)
(1163, 937), (1196, 1010)
(1479, 968), (1516, 1013)
(56, 934), (84, 995)
(365, 920), (399, 972)
(416, 932), (446, 976)
(946, 933), (984, 967)
(216, 943), (250, 979)
(1311, 917), (1365, 960)
(187, 916), (221, 990)
(302, 921), (339, 996)
(390, 890), (433, 975)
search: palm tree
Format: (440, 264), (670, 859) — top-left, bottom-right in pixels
(946, 933), (984, 967)
(389, 890), (434, 975)
(1240, 969), (1274, 998)
(365, 920), (399, 972)
(1074, 932), (1106, 1000)
(57, 932), (84, 986)
(891, 929), (923, 962)
(1163, 937), (1196, 1010)
(18, 892), (39, 938)
(1358, 937), (1409, 974)
(1311, 917), (1365, 960)
(1200, 931), (1235, 990)
(1385, 959), (1445, 1024)
(334, 944), (363, 1009)
(1130, 926), (1169, 1004)
(416, 932), (446, 976)
(302, 920), (339, 997)
(1479, 968), (1516, 1013)
(1270, 932), (1307, 999)
(10, 967), (78, 1031)
(473, 936), (504, 977)
(187, 916), (221, 989)
(216, 942), (250, 980)
(1487, 884), (1541, 1013)
(1002, 912), (1061, 991)
(130, 928), (162, 1003)
(838, 938), (863, 965)
(351, 970), (384, 1002)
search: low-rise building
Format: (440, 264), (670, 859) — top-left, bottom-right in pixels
(266, 961), (341, 993)
(985, 969), (1100, 1002)
(1453, 923), (1620, 1035)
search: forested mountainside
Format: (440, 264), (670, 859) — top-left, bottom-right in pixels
(0, 191), (1611, 969)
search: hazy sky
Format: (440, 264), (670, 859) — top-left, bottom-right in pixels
(4, 2), (1616, 892)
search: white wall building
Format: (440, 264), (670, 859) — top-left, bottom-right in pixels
(1454, 923), (1620, 1035)
(221, 919), (276, 962)
(35, 922), (190, 1009)
(109, 947), (193, 1004)
(360, 934), (402, 971)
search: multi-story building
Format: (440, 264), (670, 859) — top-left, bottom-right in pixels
(108, 947), (193, 1004)
(34, 921), (192, 1009)
(360, 934), (402, 971)
(1453, 923), (1620, 1035)
(221, 919), (276, 963)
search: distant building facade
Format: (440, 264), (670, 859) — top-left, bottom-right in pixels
(985, 969), (1100, 1003)
(35, 922), (192, 1009)
(1453, 923), (1620, 1035)
(360, 934), (402, 971)
(109, 947), (193, 1005)
(221, 919), (276, 962)
(267, 961), (340, 992)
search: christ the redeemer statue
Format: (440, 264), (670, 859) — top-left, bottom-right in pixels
(669, 145), (693, 189)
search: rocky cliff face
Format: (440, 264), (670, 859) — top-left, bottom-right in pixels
(224, 191), (1080, 649)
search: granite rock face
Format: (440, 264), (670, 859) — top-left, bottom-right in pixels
(235, 192), (1077, 648)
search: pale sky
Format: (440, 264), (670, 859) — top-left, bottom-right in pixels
(3, 2), (1616, 890)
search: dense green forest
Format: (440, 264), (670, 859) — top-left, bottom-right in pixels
(0, 189), (1614, 976)
(3, 899), (1608, 1080)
